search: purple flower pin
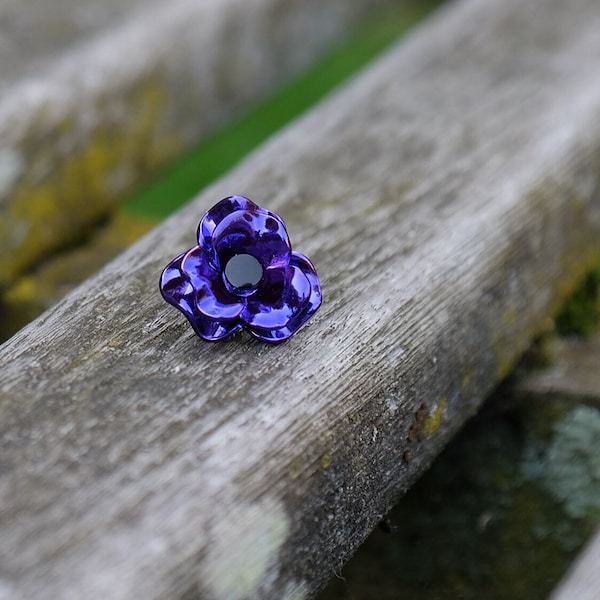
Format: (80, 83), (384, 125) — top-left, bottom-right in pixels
(159, 195), (322, 343)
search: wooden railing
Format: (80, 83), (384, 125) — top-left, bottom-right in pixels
(1, 0), (600, 598)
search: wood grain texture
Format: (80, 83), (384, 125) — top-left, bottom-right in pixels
(2, 0), (600, 598)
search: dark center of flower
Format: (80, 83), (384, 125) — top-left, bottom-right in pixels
(224, 254), (263, 290)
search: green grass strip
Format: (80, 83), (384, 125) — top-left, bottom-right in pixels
(123, 1), (442, 218)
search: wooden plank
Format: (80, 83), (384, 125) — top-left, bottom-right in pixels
(518, 332), (600, 402)
(551, 531), (600, 600)
(2, 0), (600, 598)
(0, 0), (390, 285)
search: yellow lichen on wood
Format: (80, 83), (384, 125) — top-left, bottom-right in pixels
(424, 398), (447, 437)
(321, 453), (333, 470)
(0, 210), (157, 341)
(0, 75), (182, 287)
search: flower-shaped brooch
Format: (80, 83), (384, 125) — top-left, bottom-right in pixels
(159, 195), (322, 343)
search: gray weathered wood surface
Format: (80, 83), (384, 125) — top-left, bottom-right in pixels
(0, 0), (389, 285)
(551, 531), (600, 599)
(2, 0), (600, 598)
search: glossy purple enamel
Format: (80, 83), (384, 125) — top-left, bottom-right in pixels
(160, 195), (322, 343)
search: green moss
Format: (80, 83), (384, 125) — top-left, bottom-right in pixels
(522, 405), (600, 521)
(555, 260), (600, 336)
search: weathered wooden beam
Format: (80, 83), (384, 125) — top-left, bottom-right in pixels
(519, 333), (600, 402)
(551, 530), (600, 600)
(0, 0), (389, 286)
(1, 0), (600, 598)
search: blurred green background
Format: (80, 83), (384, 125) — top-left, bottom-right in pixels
(123, 1), (442, 218)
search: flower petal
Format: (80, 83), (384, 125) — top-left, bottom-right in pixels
(242, 266), (307, 329)
(189, 318), (243, 341)
(159, 251), (243, 341)
(292, 253), (322, 320)
(211, 209), (291, 273)
(160, 252), (196, 313)
(242, 252), (321, 339)
(198, 196), (266, 254)
(180, 247), (244, 320)
(245, 253), (322, 342)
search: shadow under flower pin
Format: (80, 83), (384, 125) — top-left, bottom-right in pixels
(160, 195), (322, 343)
